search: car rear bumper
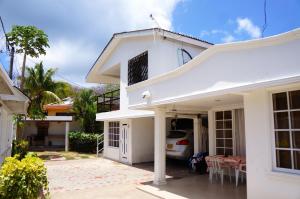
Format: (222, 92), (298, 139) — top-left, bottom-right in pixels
(166, 150), (190, 160)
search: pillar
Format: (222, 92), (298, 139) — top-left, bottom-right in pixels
(65, 122), (70, 152)
(193, 117), (200, 154)
(154, 108), (166, 185)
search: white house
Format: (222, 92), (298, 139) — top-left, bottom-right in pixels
(0, 64), (29, 164)
(86, 28), (300, 199)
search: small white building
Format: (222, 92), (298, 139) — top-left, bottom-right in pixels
(0, 64), (29, 164)
(86, 28), (300, 199)
(22, 98), (81, 150)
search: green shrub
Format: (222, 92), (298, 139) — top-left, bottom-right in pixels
(12, 139), (29, 160)
(68, 131), (102, 153)
(0, 154), (49, 199)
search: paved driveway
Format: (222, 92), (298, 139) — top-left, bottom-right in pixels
(46, 158), (158, 199)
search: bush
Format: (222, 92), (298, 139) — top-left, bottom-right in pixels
(12, 139), (29, 160)
(0, 154), (49, 199)
(68, 131), (102, 153)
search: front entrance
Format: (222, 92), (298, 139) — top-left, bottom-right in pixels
(120, 124), (129, 162)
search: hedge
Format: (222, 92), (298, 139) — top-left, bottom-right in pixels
(0, 154), (49, 199)
(68, 131), (102, 153)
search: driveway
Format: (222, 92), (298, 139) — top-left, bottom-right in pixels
(46, 158), (158, 199)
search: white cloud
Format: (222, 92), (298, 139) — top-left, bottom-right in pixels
(0, 0), (182, 87)
(236, 17), (261, 38)
(222, 35), (235, 43)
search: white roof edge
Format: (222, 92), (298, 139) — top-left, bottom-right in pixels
(126, 28), (300, 92)
(128, 75), (300, 110)
(25, 116), (73, 121)
(96, 110), (154, 121)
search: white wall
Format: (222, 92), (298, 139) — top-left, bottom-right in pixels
(131, 117), (154, 163)
(244, 88), (300, 199)
(100, 36), (205, 111)
(127, 36), (300, 108)
(0, 106), (13, 164)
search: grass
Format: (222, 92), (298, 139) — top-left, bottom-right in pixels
(34, 151), (96, 161)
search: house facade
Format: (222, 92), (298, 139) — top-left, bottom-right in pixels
(0, 64), (29, 164)
(22, 97), (80, 151)
(86, 28), (300, 199)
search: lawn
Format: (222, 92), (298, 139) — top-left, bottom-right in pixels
(34, 151), (97, 161)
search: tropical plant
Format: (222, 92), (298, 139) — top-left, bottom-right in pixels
(7, 25), (49, 90)
(54, 81), (76, 99)
(68, 131), (102, 153)
(0, 154), (49, 199)
(11, 139), (29, 160)
(23, 62), (62, 119)
(73, 89), (97, 133)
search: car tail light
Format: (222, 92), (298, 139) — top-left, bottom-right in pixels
(176, 139), (189, 145)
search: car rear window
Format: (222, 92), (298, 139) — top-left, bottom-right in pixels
(167, 131), (186, 138)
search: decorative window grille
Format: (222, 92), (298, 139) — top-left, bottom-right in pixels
(272, 90), (300, 173)
(128, 51), (148, 85)
(108, 121), (120, 147)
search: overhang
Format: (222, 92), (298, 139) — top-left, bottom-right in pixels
(24, 116), (73, 122)
(96, 109), (154, 121)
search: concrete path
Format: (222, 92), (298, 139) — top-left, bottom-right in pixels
(46, 158), (158, 199)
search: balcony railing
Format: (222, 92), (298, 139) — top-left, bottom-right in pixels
(97, 89), (120, 113)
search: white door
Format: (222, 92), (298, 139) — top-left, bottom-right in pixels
(120, 124), (129, 162)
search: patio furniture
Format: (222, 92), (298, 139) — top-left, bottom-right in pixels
(205, 155), (228, 184)
(223, 156), (246, 187)
(235, 158), (246, 187)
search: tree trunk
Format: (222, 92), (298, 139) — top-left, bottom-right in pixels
(20, 53), (27, 91)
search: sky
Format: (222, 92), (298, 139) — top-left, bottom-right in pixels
(0, 0), (299, 87)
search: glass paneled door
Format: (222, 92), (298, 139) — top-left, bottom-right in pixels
(120, 124), (129, 162)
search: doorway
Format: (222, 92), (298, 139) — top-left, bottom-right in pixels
(120, 124), (129, 162)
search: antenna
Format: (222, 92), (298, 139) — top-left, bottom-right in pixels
(261, 0), (268, 37)
(149, 14), (161, 29)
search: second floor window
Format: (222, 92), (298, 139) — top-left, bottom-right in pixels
(128, 51), (148, 85)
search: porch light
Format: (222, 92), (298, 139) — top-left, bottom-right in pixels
(142, 90), (151, 99)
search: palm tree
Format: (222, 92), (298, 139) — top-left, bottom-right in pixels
(23, 62), (62, 119)
(73, 89), (97, 133)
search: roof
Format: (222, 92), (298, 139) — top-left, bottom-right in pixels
(43, 97), (73, 111)
(0, 64), (30, 114)
(96, 109), (154, 121)
(86, 28), (213, 83)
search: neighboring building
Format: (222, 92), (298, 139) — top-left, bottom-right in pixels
(22, 97), (80, 150)
(0, 64), (29, 164)
(86, 28), (300, 199)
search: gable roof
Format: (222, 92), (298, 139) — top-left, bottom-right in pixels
(0, 64), (30, 114)
(86, 28), (213, 83)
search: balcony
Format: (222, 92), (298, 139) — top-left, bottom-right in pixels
(97, 89), (120, 113)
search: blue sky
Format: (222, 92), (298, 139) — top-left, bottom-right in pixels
(0, 0), (299, 87)
(172, 0), (300, 43)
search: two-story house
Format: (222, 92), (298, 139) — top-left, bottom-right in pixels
(87, 28), (212, 164)
(86, 28), (300, 199)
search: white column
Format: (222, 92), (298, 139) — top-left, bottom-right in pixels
(65, 122), (70, 152)
(154, 108), (166, 185)
(208, 110), (215, 156)
(193, 117), (200, 154)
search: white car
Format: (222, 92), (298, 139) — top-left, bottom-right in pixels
(166, 130), (194, 160)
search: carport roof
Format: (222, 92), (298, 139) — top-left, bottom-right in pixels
(96, 109), (154, 121)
